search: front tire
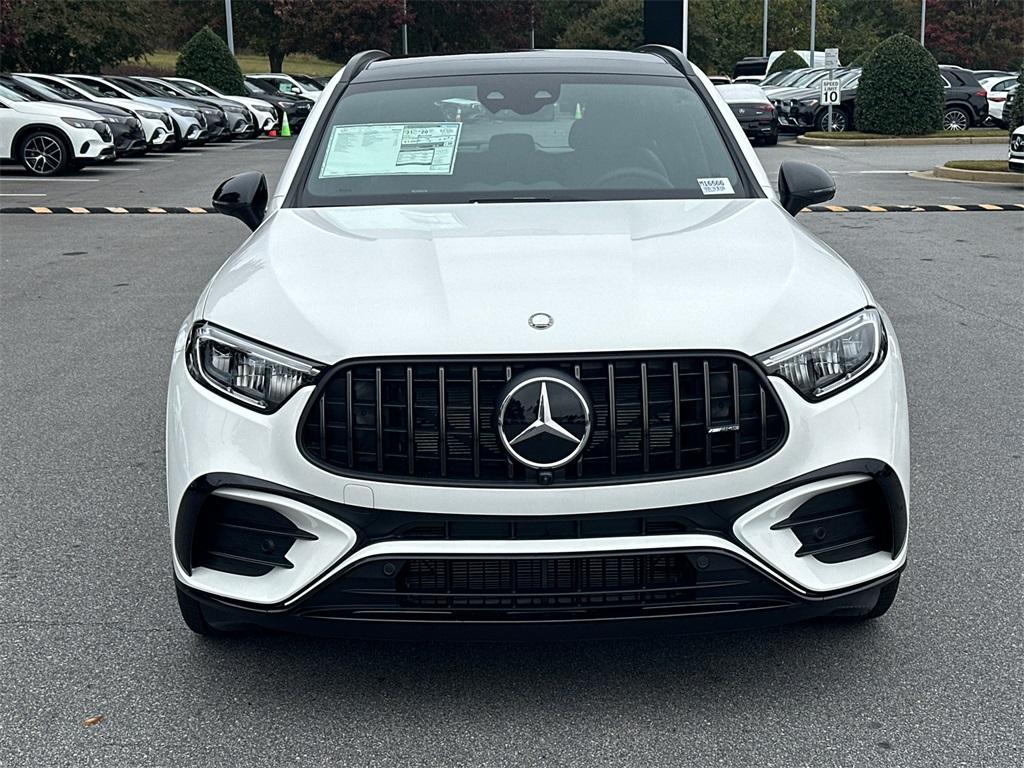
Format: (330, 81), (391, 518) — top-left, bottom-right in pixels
(18, 130), (70, 176)
(943, 106), (971, 131)
(763, 132), (778, 146)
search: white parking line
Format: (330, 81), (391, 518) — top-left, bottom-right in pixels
(0, 193), (46, 197)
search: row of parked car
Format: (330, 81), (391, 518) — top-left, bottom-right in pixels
(714, 64), (1017, 144)
(0, 71), (333, 176)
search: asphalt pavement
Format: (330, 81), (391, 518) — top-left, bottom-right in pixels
(1, 137), (1022, 767)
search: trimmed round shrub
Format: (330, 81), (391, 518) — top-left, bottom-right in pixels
(175, 26), (245, 96)
(1005, 67), (1024, 132)
(557, 0), (642, 50)
(768, 50), (807, 74)
(855, 34), (943, 136)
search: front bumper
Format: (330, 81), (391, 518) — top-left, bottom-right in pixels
(166, 323), (910, 635)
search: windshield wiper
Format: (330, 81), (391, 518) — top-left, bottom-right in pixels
(468, 196), (555, 203)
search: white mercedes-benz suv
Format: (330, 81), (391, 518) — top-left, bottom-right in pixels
(167, 48), (909, 638)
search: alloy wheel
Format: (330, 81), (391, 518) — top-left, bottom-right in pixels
(819, 110), (848, 132)
(22, 134), (64, 175)
(943, 108), (969, 131)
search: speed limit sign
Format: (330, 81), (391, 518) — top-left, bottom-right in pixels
(820, 79), (842, 106)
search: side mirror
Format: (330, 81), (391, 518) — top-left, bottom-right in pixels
(212, 171), (268, 231)
(777, 161), (836, 216)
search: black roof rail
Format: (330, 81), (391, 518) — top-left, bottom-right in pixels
(339, 50), (390, 85)
(634, 44), (696, 77)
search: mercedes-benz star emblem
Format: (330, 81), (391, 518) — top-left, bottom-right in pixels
(498, 371), (591, 470)
(528, 312), (553, 330)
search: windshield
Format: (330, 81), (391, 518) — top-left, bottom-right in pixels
(115, 79), (155, 96)
(0, 83), (31, 102)
(759, 71), (788, 87)
(143, 79), (183, 97)
(294, 76), (324, 90)
(298, 73), (746, 207)
(70, 77), (125, 98)
(175, 80), (216, 97)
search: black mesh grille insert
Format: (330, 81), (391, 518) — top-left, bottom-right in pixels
(299, 354), (786, 485)
(298, 551), (795, 618)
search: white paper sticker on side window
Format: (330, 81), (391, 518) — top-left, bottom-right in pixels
(697, 177), (735, 195)
(319, 123), (462, 178)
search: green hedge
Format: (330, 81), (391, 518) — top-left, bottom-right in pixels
(855, 34), (943, 136)
(175, 27), (245, 96)
(768, 50), (807, 74)
(1006, 68), (1024, 132)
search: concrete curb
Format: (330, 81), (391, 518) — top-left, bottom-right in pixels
(932, 166), (1024, 185)
(797, 134), (1007, 146)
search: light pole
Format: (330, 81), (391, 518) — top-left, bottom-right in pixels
(809, 0), (816, 67)
(224, 0), (235, 55)
(762, 0), (768, 58)
(402, 0), (408, 55)
(920, 0), (926, 46)
(681, 0), (689, 56)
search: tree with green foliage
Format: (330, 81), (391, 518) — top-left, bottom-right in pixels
(0, 0), (154, 72)
(558, 0), (642, 50)
(768, 50), (807, 74)
(1005, 68), (1024, 132)
(855, 34), (943, 135)
(175, 26), (245, 95)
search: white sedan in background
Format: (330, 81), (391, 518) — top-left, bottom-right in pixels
(1009, 125), (1024, 172)
(163, 76), (279, 133)
(0, 81), (115, 174)
(246, 73), (322, 102)
(980, 75), (1018, 127)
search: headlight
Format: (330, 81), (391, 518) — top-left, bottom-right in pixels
(251, 103), (274, 113)
(276, 100), (293, 108)
(172, 107), (200, 118)
(137, 109), (164, 120)
(61, 117), (98, 129)
(756, 309), (886, 400)
(187, 323), (322, 411)
(801, 98), (820, 107)
(102, 115), (127, 125)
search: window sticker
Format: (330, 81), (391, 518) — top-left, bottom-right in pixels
(697, 177), (735, 196)
(319, 123), (462, 178)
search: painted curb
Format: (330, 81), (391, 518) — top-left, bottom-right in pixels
(3, 204), (1024, 216)
(797, 135), (1007, 146)
(933, 165), (1024, 185)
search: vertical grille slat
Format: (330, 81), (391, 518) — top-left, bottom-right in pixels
(406, 366), (415, 475)
(303, 353), (785, 485)
(607, 363), (617, 476)
(471, 366), (480, 479)
(438, 366), (447, 478)
(345, 370), (354, 469)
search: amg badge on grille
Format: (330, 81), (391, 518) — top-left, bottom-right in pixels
(498, 370), (591, 470)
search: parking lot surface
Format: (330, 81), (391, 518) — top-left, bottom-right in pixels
(1, 139), (1022, 767)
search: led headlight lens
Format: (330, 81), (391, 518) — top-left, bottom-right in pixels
(187, 324), (322, 411)
(61, 117), (97, 129)
(137, 109), (164, 120)
(172, 107), (201, 118)
(757, 309), (886, 400)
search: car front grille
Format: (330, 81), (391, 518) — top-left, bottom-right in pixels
(297, 551), (796, 619)
(298, 354), (786, 486)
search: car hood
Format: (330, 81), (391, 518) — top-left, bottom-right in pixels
(9, 100), (102, 120)
(200, 199), (871, 363)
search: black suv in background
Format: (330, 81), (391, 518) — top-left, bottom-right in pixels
(939, 66), (989, 130)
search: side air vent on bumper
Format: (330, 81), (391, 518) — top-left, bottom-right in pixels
(191, 494), (317, 576)
(771, 480), (893, 563)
